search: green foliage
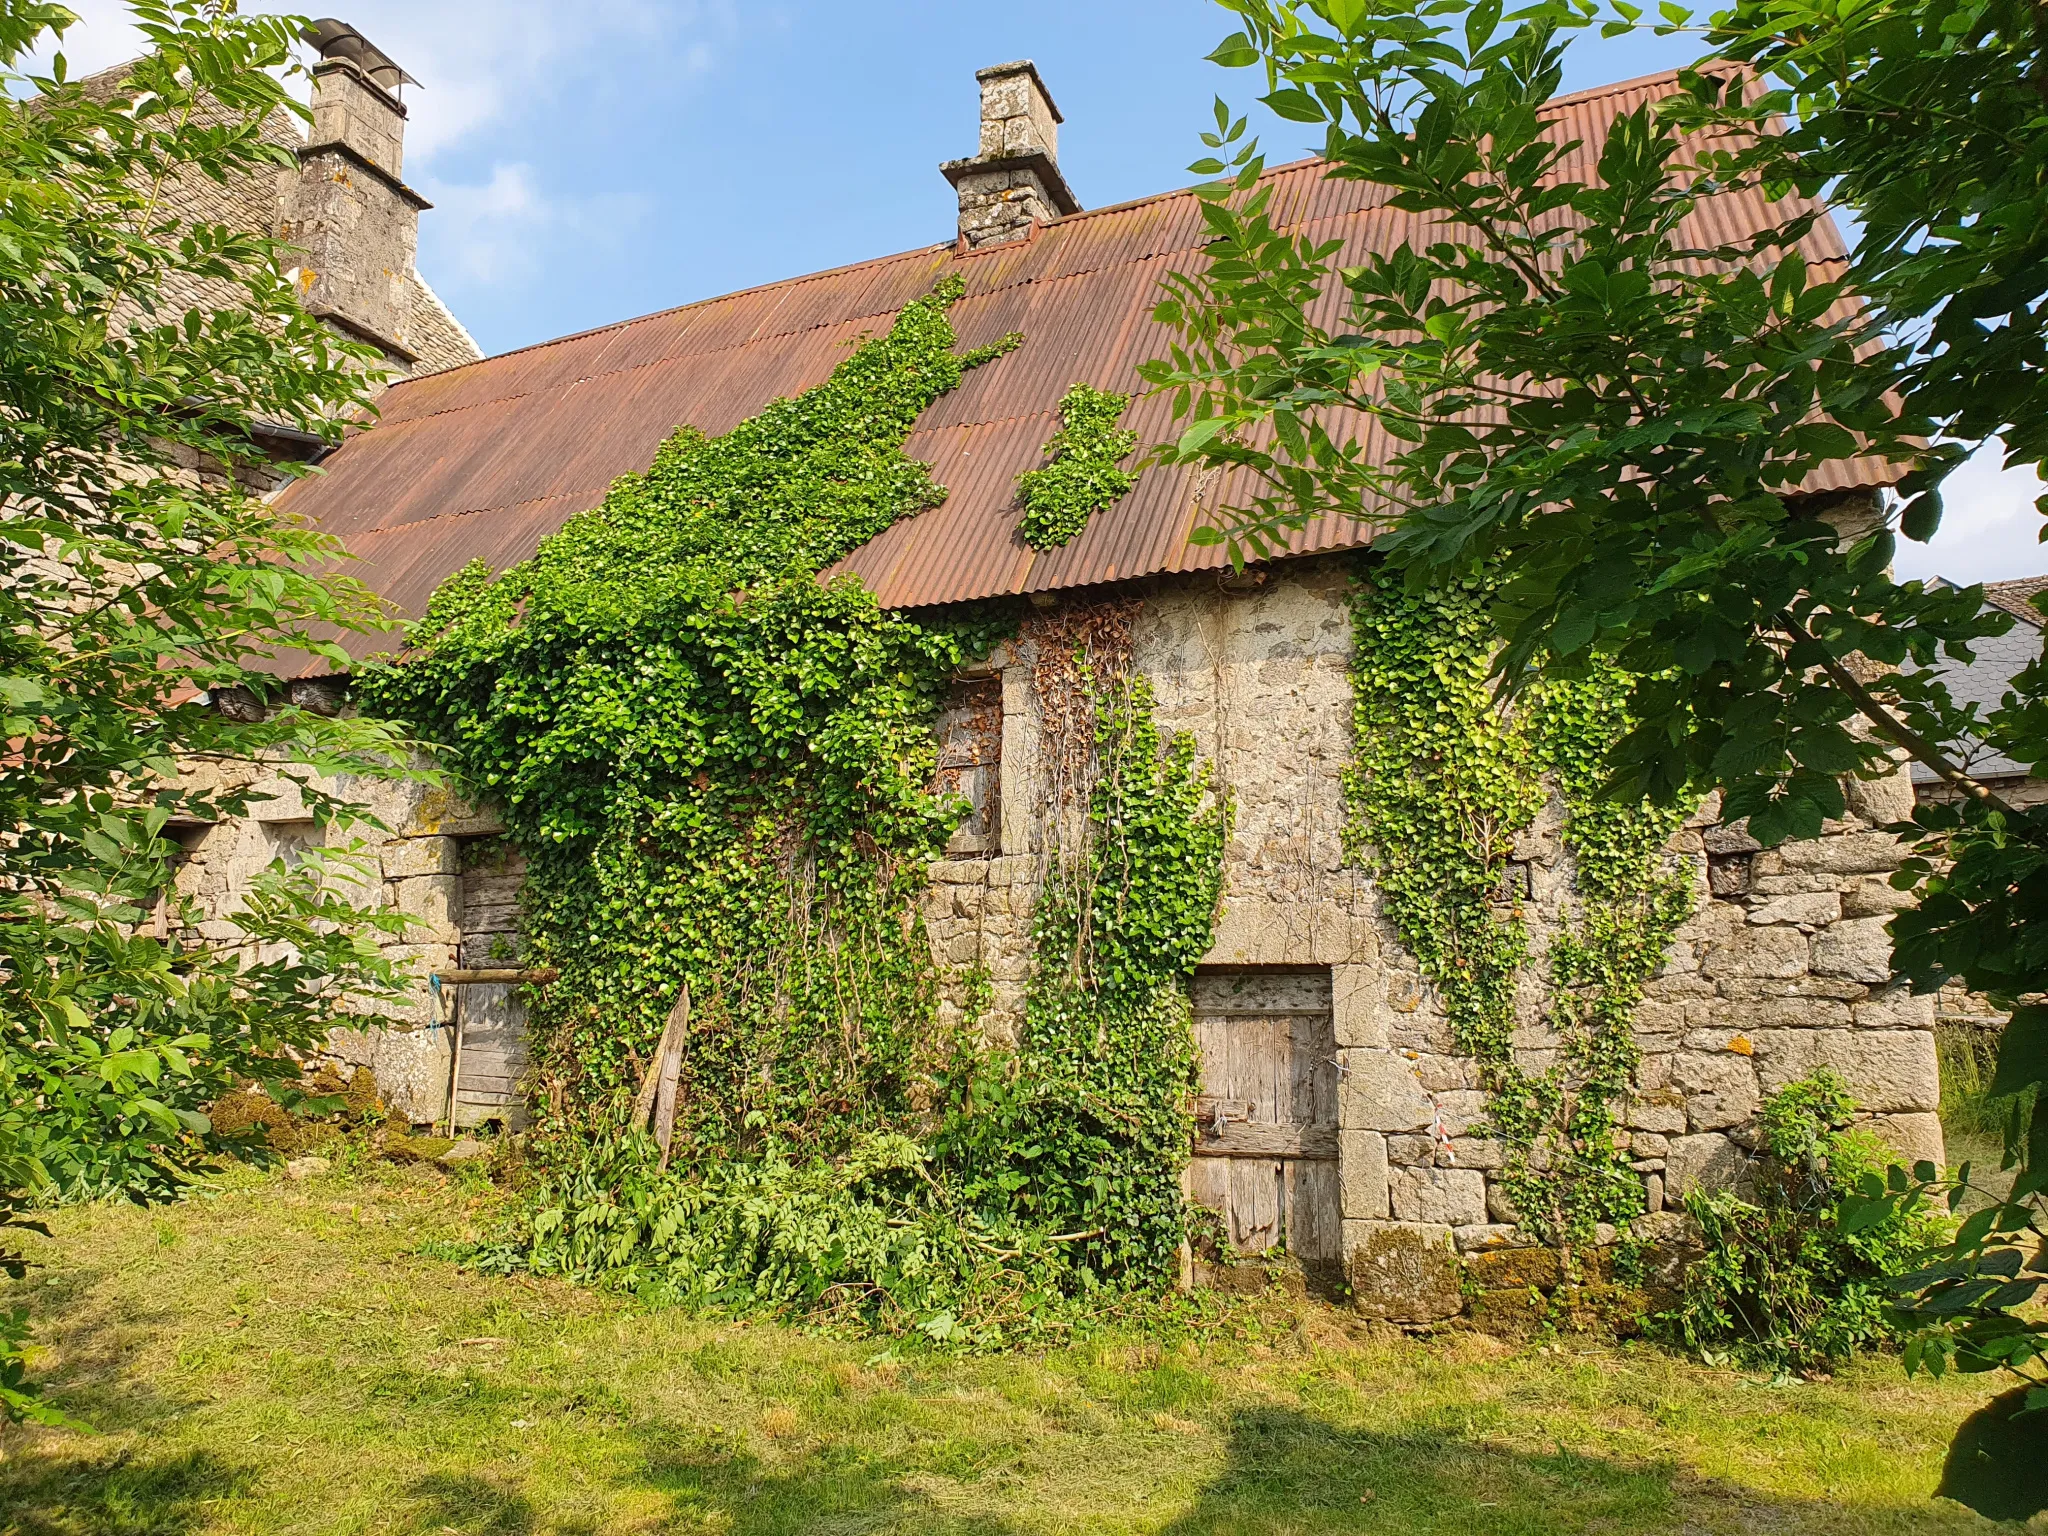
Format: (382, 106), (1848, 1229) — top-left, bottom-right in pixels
(1152, 1), (2002, 842)
(0, 1124), (53, 1427)
(1016, 385), (1141, 551)
(945, 674), (1230, 1282)
(376, 284), (1225, 1337)
(481, 1129), (1092, 1346)
(477, 670), (1226, 1339)
(1160, 4), (2048, 1505)
(1664, 1072), (1941, 1373)
(3, 845), (419, 1202)
(365, 279), (1019, 1155)
(0, 0), (437, 1423)
(1345, 563), (1689, 1242)
(1936, 1025), (2017, 1146)
(1686, 0), (2048, 498)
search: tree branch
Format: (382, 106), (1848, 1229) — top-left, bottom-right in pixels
(1774, 609), (2022, 815)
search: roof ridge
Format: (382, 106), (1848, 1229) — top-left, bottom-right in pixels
(1538, 66), (1686, 112)
(379, 67), (1706, 399)
(422, 242), (958, 377)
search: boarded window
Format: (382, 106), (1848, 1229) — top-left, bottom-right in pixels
(459, 836), (526, 969)
(933, 675), (1002, 856)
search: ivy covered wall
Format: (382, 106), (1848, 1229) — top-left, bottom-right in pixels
(160, 275), (1942, 1329)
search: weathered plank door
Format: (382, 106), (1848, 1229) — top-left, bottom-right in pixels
(1189, 969), (1341, 1270)
(451, 982), (527, 1130)
(450, 838), (530, 1130)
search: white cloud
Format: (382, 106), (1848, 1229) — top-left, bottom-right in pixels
(423, 161), (650, 288)
(22, 0), (142, 77)
(19, 0), (724, 290)
(1894, 439), (2048, 587)
(322, 0), (683, 166)
(29, 1), (719, 162)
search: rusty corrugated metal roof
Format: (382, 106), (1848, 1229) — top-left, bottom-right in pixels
(279, 67), (1895, 659)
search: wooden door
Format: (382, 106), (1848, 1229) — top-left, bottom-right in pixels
(451, 982), (528, 1130)
(1189, 969), (1341, 1269)
(451, 838), (531, 1130)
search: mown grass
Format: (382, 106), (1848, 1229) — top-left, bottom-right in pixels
(0, 1161), (2013, 1534)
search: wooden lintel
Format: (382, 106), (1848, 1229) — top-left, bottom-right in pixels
(1192, 1122), (1340, 1160)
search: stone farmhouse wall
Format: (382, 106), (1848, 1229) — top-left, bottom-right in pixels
(174, 556), (1940, 1316)
(928, 560), (1939, 1318)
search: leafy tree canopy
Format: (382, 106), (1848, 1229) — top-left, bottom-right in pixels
(0, 0), (428, 1420)
(1153, 0), (2048, 1510)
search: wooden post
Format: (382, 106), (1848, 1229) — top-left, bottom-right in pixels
(440, 983), (464, 1139)
(629, 985), (691, 1165)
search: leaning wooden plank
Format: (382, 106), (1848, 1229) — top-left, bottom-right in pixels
(653, 985), (691, 1167)
(628, 985), (692, 1142)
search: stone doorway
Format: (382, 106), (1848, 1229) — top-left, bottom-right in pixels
(1188, 969), (1342, 1282)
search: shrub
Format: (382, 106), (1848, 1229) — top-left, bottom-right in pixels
(1661, 1070), (1944, 1372)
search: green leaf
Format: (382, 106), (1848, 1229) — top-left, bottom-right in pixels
(1262, 88), (1329, 124)
(1206, 31), (1261, 68)
(1991, 1006), (2048, 1100)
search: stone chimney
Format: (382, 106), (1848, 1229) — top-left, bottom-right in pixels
(940, 61), (1081, 251)
(285, 19), (431, 365)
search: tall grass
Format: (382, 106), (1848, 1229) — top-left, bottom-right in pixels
(1938, 1023), (2016, 1144)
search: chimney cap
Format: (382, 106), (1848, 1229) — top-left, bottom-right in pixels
(302, 18), (418, 93)
(975, 60), (1064, 124)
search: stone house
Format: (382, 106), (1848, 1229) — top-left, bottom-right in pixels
(1912, 575), (2048, 813)
(81, 16), (480, 408)
(1909, 576), (2047, 1041)
(180, 62), (1942, 1317)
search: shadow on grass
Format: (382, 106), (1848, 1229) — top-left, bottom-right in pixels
(0, 1398), (1979, 1535)
(406, 1471), (541, 1536)
(0, 1447), (256, 1536)
(1153, 1405), (1972, 1535)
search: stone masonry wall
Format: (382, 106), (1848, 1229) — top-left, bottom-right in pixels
(176, 556), (1940, 1320)
(925, 562), (1939, 1321)
(170, 761), (507, 1125)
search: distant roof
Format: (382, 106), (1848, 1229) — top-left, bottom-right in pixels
(278, 68), (1894, 662)
(1984, 577), (2048, 629)
(1910, 576), (2048, 782)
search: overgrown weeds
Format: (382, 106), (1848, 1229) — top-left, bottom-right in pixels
(1660, 1071), (1946, 1373)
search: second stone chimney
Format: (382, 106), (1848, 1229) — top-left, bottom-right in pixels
(940, 61), (1081, 251)
(285, 19), (431, 365)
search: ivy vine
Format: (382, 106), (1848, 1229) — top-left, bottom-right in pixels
(362, 281), (1226, 1339)
(1344, 563), (1692, 1244)
(363, 277), (1019, 1160)
(1016, 384), (1140, 551)
(945, 658), (1231, 1283)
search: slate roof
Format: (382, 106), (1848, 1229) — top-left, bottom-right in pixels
(275, 68), (1896, 663)
(1910, 577), (2048, 783)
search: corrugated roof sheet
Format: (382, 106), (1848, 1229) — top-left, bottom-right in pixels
(279, 67), (1896, 661)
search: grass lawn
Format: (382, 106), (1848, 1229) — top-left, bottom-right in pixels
(0, 1161), (2013, 1535)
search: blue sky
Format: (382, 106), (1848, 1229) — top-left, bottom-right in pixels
(43, 1), (2044, 584)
